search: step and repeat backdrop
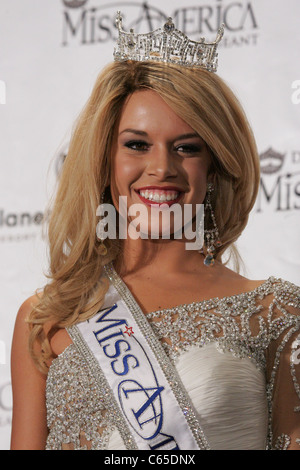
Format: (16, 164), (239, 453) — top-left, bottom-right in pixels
(0, 0), (299, 449)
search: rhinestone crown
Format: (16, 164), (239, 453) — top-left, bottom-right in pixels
(113, 11), (224, 72)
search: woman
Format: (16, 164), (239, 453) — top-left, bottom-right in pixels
(10, 15), (300, 450)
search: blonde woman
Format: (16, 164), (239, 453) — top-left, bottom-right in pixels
(10, 15), (300, 450)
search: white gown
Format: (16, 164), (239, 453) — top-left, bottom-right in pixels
(45, 273), (300, 450)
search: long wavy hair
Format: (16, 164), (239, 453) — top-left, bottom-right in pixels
(28, 60), (260, 373)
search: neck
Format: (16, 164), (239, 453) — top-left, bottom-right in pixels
(114, 236), (206, 277)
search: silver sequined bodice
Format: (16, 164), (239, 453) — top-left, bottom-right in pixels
(45, 276), (300, 450)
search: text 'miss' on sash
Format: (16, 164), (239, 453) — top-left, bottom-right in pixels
(74, 274), (210, 451)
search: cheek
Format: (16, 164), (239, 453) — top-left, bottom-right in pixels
(110, 154), (142, 204)
(184, 159), (210, 199)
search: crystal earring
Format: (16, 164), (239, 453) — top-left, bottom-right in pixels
(203, 183), (221, 266)
(96, 190), (108, 256)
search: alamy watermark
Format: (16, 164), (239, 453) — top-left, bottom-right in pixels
(0, 80), (6, 104)
(291, 80), (300, 104)
(96, 196), (204, 250)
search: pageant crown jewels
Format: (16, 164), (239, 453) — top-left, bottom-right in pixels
(113, 12), (224, 72)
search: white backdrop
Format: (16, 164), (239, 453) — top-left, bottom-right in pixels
(0, 0), (299, 450)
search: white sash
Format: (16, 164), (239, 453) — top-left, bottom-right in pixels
(74, 266), (209, 451)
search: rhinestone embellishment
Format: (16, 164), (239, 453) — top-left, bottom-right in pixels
(45, 269), (300, 450)
(113, 11), (225, 72)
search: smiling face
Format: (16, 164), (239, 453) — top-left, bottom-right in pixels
(110, 89), (212, 240)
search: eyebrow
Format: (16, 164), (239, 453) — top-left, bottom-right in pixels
(119, 128), (201, 140)
(119, 128), (148, 137)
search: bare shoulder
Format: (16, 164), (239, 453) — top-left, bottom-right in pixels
(12, 294), (42, 355)
(11, 293), (46, 387)
(15, 293), (72, 358)
(12, 294), (41, 351)
(50, 327), (73, 356)
(11, 293), (48, 449)
(213, 261), (267, 296)
(220, 267), (300, 317)
(15, 294), (40, 326)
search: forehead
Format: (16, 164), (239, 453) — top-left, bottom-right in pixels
(117, 89), (195, 136)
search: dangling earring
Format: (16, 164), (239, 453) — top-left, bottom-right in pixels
(203, 183), (221, 266)
(96, 190), (108, 256)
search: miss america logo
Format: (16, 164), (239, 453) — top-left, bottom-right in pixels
(62, 0), (88, 7)
(89, 302), (180, 449)
(61, 0), (258, 47)
(256, 148), (300, 212)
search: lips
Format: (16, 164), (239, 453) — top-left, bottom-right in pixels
(135, 186), (184, 206)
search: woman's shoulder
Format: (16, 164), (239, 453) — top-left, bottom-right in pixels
(12, 294), (42, 365)
(14, 294), (41, 335)
(244, 276), (300, 326)
(15, 293), (73, 358)
(11, 294), (48, 449)
(262, 276), (300, 306)
(265, 277), (300, 324)
(220, 262), (299, 299)
(217, 264), (299, 314)
(18, 293), (40, 314)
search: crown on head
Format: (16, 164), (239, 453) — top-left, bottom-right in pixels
(113, 12), (224, 72)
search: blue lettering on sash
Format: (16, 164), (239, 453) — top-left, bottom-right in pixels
(93, 303), (126, 340)
(93, 304), (137, 376)
(91, 301), (178, 447)
(126, 386), (164, 424)
(96, 329), (125, 346)
(118, 379), (164, 439)
(111, 354), (140, 376)
(149, 432), (180, 450)
(103, 339), (130, 358)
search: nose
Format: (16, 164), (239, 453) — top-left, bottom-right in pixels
(146, 145), (178, 180)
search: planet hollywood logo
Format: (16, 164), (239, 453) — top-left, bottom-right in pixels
(61, 0), (259, 48)
(0, 208), (46, 243)
(256, 148), (300, 212)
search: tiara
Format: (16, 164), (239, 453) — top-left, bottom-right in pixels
(113, 11), (224, 72)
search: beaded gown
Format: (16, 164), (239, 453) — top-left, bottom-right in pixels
(45, 266), (300, 450)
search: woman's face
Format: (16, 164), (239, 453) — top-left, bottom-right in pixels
(110, 89), (212, 240)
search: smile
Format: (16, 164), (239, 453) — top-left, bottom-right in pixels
(135, 187), (183, 206)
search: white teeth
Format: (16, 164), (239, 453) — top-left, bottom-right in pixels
(139, 190), (179, 202)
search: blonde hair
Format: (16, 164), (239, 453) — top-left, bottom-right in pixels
(28, 61), (260, 373)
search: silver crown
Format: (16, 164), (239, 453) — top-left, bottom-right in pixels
(113, 12), (224, 72)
